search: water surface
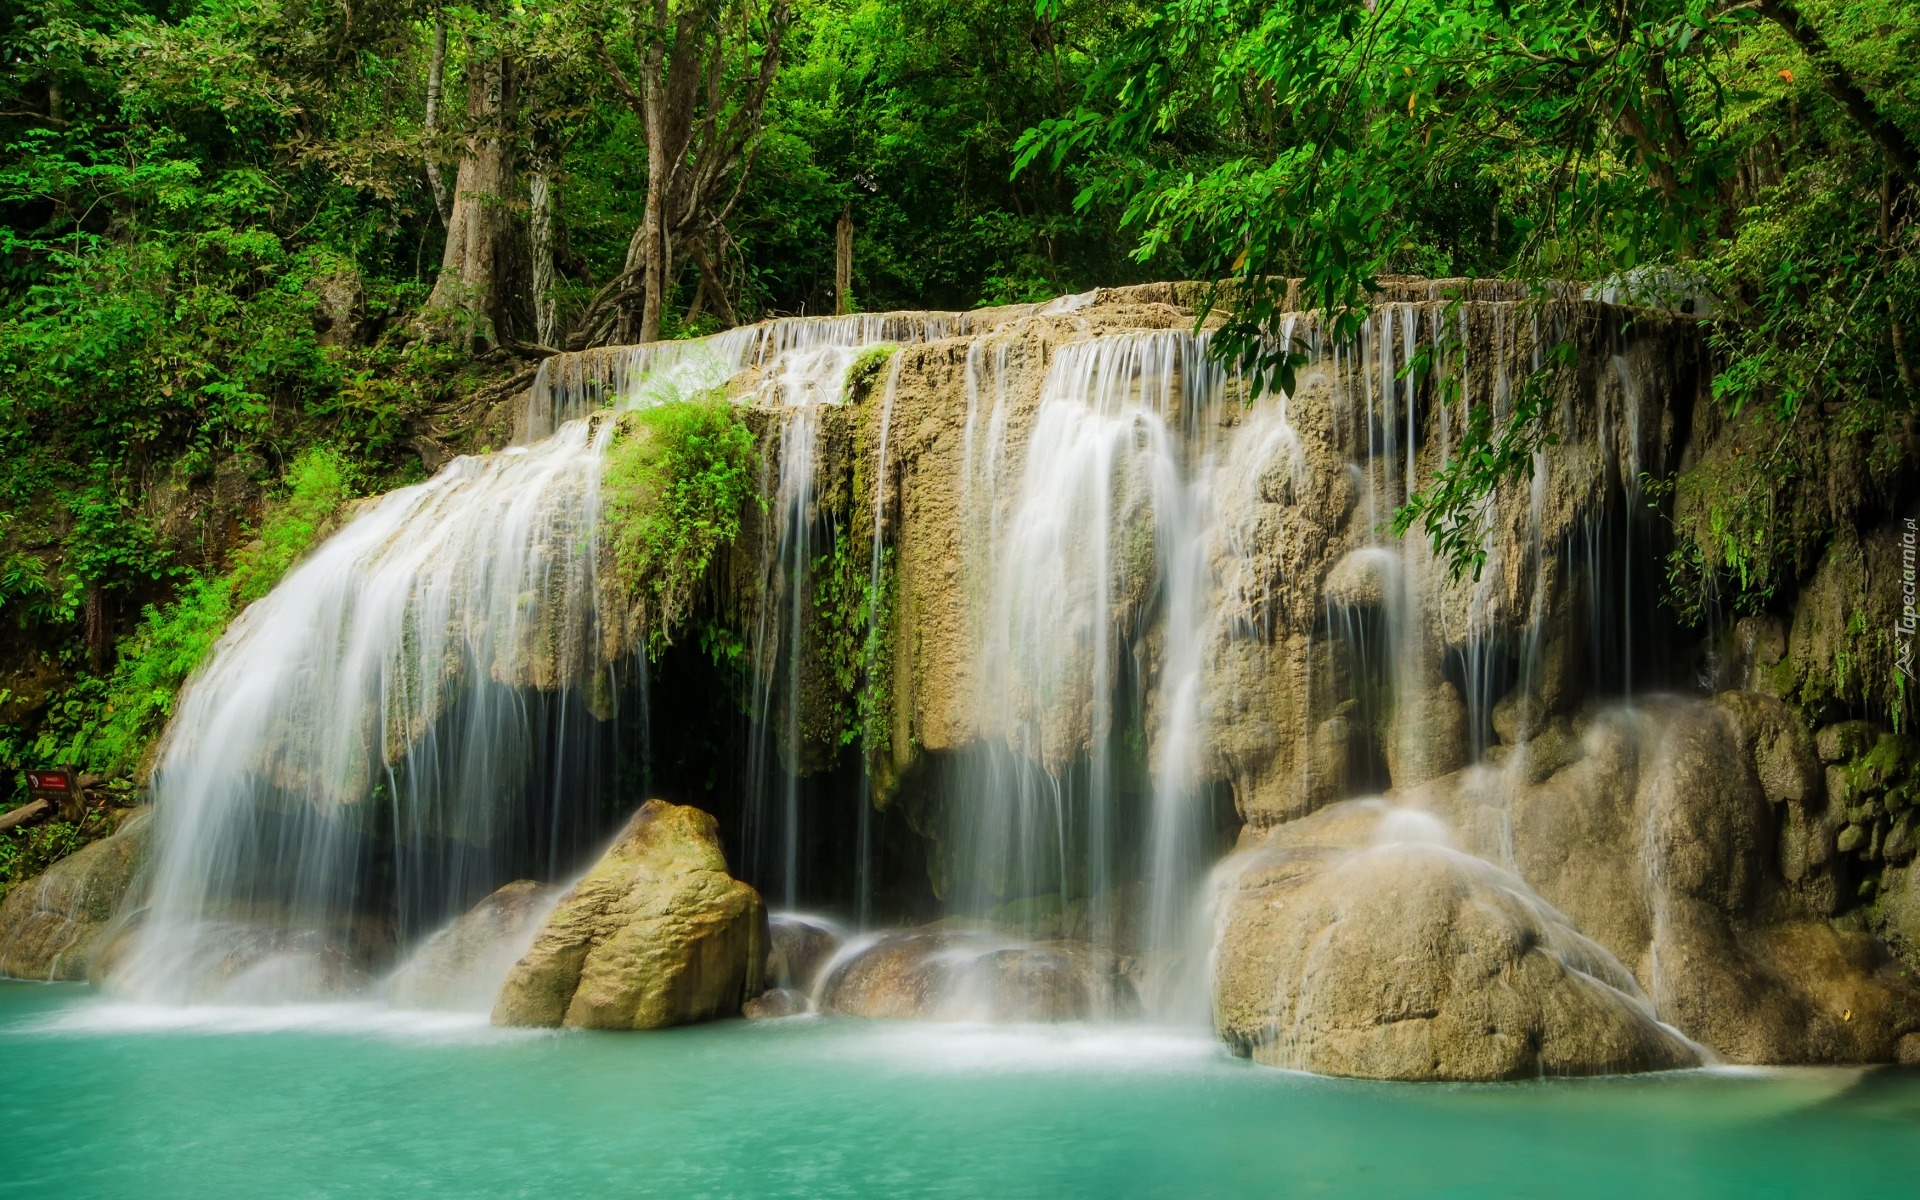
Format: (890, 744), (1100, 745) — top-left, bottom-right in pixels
(2, 983), (1913, 1198)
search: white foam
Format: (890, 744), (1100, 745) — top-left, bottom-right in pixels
(13, 999), (545, 1044)
(818, 1022), (1231, 1075)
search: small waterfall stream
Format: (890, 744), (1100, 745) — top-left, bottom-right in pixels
(949, 330), (1235, 1014)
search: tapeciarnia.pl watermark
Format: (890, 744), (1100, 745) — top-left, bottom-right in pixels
(1901, 516), (1917, 683)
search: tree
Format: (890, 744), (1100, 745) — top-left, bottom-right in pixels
(1020, 0), (1920, 593)
(423, 38), (532, 347)
(588, 0), (791, 345)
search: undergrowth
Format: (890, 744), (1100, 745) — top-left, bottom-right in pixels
(6, 447), (356, 786)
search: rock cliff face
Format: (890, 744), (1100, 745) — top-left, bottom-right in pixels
(669, 280), (1917, 1069)
(1390, 697), (1919, 1065)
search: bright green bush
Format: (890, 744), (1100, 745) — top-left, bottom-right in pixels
(601, 396), (759, 658)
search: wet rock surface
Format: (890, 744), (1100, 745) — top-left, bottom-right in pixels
(818, 930), (1138, 1022)
(1403, 698), (1920, 1064)
(493, 801), (766, 1029)
(743, 987), (812, 1019)
(388, 879), (562, 1011)
(1212, 801), (1703, 1080)
(765, 914), (843, 992)
(0, 809), (150, 981)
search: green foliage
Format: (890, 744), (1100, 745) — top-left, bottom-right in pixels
(602, 395), (760, 658)
(24, 447), (355, 779)
(1392, 336), (1573, 576)
(810, 530), (893, 758)
(1025, 0), (1920, 593)
(0, 807), (114, 901)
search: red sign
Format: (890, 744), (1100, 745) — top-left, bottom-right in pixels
(26, 770), (71, 792)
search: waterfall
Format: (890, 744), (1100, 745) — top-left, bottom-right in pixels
(856, 355), (906, 927)
(124, 312), (980, 1002)
(113, 284), (1692, 1028)
(121, 419), (618, 1001)
(739, 318), (965, 908)
(951, 330), (1232, 1012)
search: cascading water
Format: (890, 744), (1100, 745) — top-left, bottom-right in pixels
(121, 419), (619, 1001)
(111, 284), (1696, 1037)
(950, 330), (1235, 1014)
(737, 317), (973, 908)
(122, 311), (989, 1003)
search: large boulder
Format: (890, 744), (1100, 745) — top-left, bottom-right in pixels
(818, 930), (1137, 1022)
(387, 879), (562, 1011)
(1211, 801), (1703, 1080)
(0, 809), (150, 981)
(492, 801), (766, 1029)
(1407, 698), (1920, 1064)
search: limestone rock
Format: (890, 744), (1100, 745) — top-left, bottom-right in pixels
(0, 810), (150, 981)
(818, 930), (1137, 1022)
(1817, 721), (1879, 764)
(492, 801), (766, 1029)
(1385, 671), (1469, 789)
(1714, 691), (1821, 807)
(1322, 548), (1393, 609)
(1405, 699), (1920, 1064)
(765, 914), (843, 992)
(1211, 801), (1702, 1080)
(387, 879), (561, 1011)
(743, 987), (811, 1019)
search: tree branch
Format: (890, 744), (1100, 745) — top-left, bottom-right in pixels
(1756, 0), (1919, 186)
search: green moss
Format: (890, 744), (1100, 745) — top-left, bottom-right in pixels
(601, 394), (760, 659)
(845, 345), (898, 399)
(807, 527), (896, 765)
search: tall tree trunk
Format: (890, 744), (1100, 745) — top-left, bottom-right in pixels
(423, 53), (529, 346)
(531, 171), (557, 347)
(84, 583), (109, 675)
(425, 19), (451, 224)
(637, 36), (669, 345)
(614, 53), (669, 344)
(596, 1), (790, 346)
(835, 204), (853, 315)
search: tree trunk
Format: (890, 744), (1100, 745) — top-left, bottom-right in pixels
(425, 19), (451, 224)
(423, 53), (530, 346)
(84, 582), (109, 674)
(688, 239), (737, 326)
(638, 66), (668, 344)
(531, 171), (557, 348)
(835, 204), (853, 315)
